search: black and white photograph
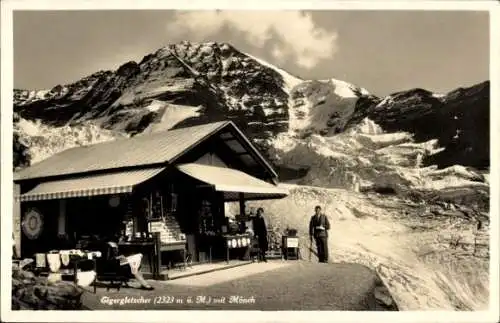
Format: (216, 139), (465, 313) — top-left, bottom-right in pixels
(1, 1), (499, 322)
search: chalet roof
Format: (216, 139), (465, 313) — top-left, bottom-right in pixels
(14, 121), (277, 182)
(177, 163), (288, 201)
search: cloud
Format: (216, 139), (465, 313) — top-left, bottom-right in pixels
(166, 11), (338, 69)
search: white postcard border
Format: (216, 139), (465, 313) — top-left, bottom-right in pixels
(1, 1), (499, 322)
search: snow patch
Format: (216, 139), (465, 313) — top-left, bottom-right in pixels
(376, 95), (394, 108)
(114, 79), (195, 107)
(322, 78), (358, 99)
(144, 100), (166, 112)
(35, 90), (50, 100)
(268, 118), (487, 195)
(243, 52), (304, 94)
(432, 93), (446, 98)
(142, 104), (202, 134)
(15, 117), (124, 165)
(288, 80), (361, 134)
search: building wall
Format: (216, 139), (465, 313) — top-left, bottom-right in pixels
(65, 195), (128, 240)
(20, 200), (59, 256)
(195, 153), (228, 168)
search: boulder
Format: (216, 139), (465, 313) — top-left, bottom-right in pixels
(11, 263), (85, 310)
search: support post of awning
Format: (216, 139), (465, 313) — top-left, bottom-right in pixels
(58, 199), (66, 236)
(239, 193), (245, 217)
(216, 191), (225, 228)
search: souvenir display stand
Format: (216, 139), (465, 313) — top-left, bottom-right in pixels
(222, 234), (252, 263)
(145, 190), (187, 276)
(282, 229), (300, 260)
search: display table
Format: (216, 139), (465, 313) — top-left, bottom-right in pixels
(222, 234), (252, 263)
(31, 250), (98, 288)
(160, 241), (187, 270)
(150, 232), (187, 276)
(159, 241), (186, 252)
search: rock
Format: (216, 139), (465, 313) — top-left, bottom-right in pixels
(19, 270), (35, 280)
(34, 285), (48, 299)
(374, 285), (396, 308)
(11, 264), (85, 310)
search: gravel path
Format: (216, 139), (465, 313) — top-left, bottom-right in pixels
(167, 261), (291, 287)
(82, 261), (398, 311)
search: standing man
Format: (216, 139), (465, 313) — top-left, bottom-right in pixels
(309, 205), (331, 263)
(253, 207), (269, 262)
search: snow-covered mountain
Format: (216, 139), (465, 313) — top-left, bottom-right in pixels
(14, 41), (489, 170)
(13, 41), (490, 310)
(14, 41), (489, 196)
(14, 41), (490, 206)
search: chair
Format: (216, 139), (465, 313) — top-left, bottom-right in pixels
(90, 241), (131, 292)
(93, 258), (130, 292)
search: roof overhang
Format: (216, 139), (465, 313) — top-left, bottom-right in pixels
(176, 163), (288, 201)
(16, 167), (165, 202)
(218, 122), (278, 179)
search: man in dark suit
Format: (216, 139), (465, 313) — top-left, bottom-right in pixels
(309, 205), (331, 263)
(252, 207), (269, 262)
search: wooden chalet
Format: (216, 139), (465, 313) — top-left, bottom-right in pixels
(13, 121), (288, 278)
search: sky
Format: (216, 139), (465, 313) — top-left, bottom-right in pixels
(13, 10), (489, 96)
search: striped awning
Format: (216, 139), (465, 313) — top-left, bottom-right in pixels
(177, 163), (289, 201)
(17, 167), (165, 202)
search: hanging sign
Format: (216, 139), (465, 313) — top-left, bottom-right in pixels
(22, 208), (44, 240)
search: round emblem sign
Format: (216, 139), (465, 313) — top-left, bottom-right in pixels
(22, 208), (44, 240)
(108, 195), (120, 208)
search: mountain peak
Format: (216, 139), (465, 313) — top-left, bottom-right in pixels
(12, 41), (489, 170)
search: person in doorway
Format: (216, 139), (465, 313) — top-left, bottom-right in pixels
(252, 207), (269, 262)
(309, 205), (331, 263)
